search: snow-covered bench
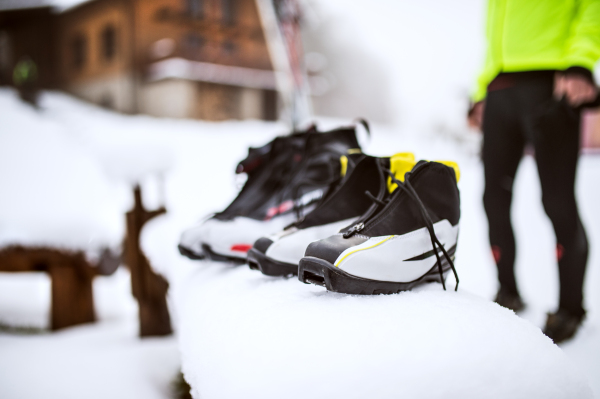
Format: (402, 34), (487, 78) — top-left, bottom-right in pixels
(0, 94), (173, 335)
(174, 261), (593, 399)
(0, 182), (172, 333)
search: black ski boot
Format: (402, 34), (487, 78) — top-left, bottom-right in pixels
(299, 158), (461, 295)
(178, 128), (311, 262)
(247, 153), (414, 276)
(179, 123), (365, 262)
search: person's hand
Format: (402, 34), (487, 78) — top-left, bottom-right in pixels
(554, 74), (598, 107)
(467, 101), (485, 131)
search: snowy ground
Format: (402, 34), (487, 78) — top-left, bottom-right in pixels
(0, 271), (180, 399)
(1, 89), (599, 398)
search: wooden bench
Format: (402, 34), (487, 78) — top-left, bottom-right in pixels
(0, 245), (118, 330)
(0, 185), (172, 336)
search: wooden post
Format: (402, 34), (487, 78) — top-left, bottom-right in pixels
(0, 246), (97, 330)
(48, 252), (96, 330)
(124, 185), (172, 337)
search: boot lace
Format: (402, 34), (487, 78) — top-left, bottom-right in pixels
(386, 170), (459, 291)
(347, 169), (459, 291)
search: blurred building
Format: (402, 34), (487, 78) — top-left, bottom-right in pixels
(0, 0), (278, 120)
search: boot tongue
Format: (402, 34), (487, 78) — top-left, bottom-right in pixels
(305, 127), (360, 154)
(386, 158), (461, 193)
(387, 152), (416, 193)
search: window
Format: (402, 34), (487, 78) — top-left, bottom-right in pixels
(72, 34), (87, 70)
(0, 31), (11, 74)
(185, 33), (205, 49)
(155, 7), (170, 21)
(183, 33), (205, 58)
(222, 0), (236, 25)
(100, 93), (113, 109)
(186, 0), (203, 18)
(263, 89), (278, 121)
(101, 25), (116, 62)
(222, 40), (235, 54)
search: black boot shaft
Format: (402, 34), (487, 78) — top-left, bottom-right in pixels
(216, 129), (311, 220)
(225, 125), (363, 221)
(358, 161), (460, 238)
(297, 154), (385, 229)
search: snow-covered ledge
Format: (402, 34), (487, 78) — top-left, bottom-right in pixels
(174, 261), (592, 399)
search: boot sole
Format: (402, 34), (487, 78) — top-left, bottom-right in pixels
(298, 256), (452, 295)
(178, 244), (246, 264)
(247, 248), (298, 276)
(178, 244), (205, 260)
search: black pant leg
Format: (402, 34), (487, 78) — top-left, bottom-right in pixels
(482, 88), (526, 294)
(527, 98), (589, 316)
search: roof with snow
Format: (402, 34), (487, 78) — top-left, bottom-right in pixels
(0, 0), (49, 11)
(0, 0), (91, 12)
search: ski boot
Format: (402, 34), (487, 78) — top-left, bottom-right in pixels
(298, 158), (460, 294)
(247, 153), (414, 276)
(179, 124), (364, 262)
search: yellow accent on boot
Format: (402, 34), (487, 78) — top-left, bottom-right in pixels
(347, 148), (362, 154)
(335, 235), (395, 267)
(340, 155), (348, 177)
(387, 152), (416, 193)
(435, 160), (460, 182)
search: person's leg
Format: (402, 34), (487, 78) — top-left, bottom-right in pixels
(482, 88), (526, 302)
(528, 98), (588, 318)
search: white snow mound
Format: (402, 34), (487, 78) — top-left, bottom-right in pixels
(0, 89), (123, 252)
(177, 263), (593, 399)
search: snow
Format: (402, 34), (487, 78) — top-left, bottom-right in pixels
(1, 1), (600, 397)
(0, 265), (180, 399)
(177, 266), (592, 399)
(1, 88), (599, 398)
(49, 0), (92, 12)
(0, 88), (286, 398)
(0, 317), (180, 399)
(0, 0), (93, 12)
(172, 138), (600, 398)
(303, 0), (486, 130)
(0, 91), (123, 253)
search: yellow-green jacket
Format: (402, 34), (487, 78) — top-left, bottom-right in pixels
(473, 0), (600, 102)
